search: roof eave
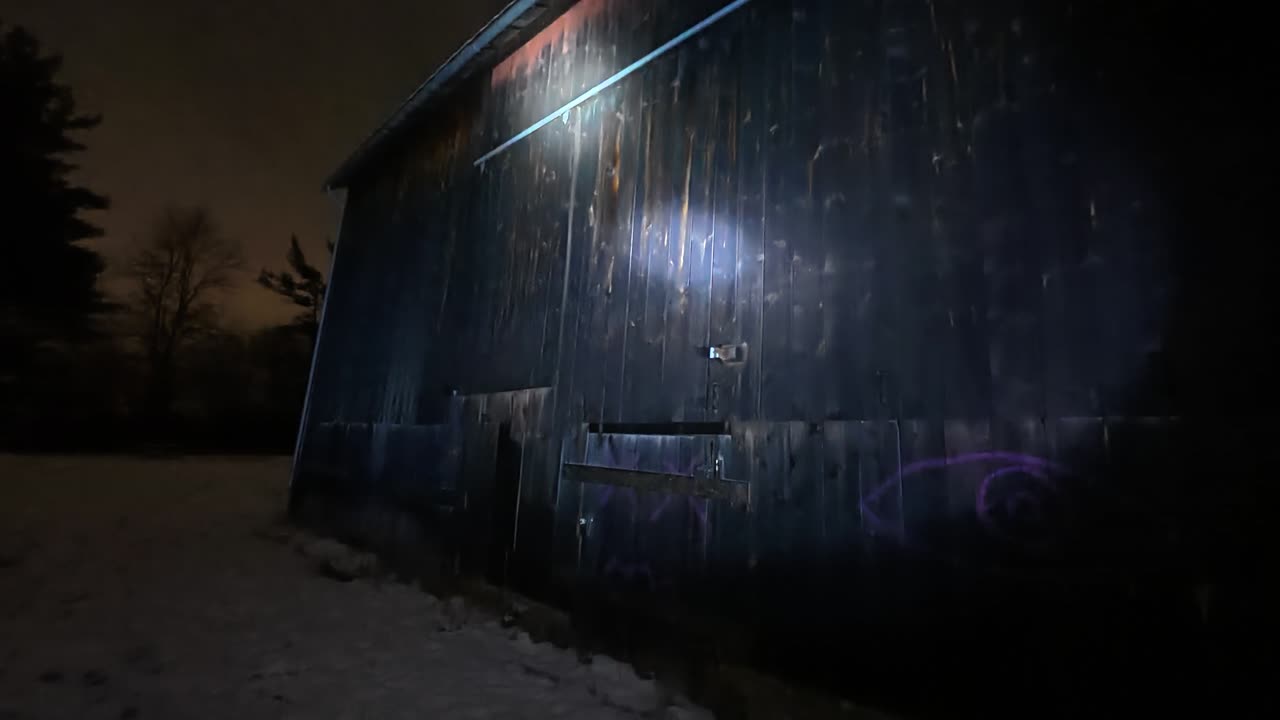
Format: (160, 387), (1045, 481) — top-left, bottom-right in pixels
(324, 0), (561, 190)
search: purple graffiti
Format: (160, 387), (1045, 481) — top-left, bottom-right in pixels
(594, 441), (713, 540)
(647, 493), (711, 536)
(861, 451), (1070, 548)
(590, 438), (715, 587)
(649, 494), (673, 523)
(593, 485), (711, 544)
(976, 463), (1060, 545)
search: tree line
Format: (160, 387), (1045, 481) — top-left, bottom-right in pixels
(2, 22), (328, 453)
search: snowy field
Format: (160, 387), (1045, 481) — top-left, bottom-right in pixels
(0, 455), (714, 720)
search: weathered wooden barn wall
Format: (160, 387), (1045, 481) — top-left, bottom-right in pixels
(295, 0), (1260, 709)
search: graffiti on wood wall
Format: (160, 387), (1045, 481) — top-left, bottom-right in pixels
(861, 451), (1074, 550)
(581, 433), (1084, 585)
(585, 439), (712, 590)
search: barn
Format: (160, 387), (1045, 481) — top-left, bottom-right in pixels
(292, 0), (1265, 713)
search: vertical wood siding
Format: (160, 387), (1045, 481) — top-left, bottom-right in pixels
(294, 5), (1247, 685)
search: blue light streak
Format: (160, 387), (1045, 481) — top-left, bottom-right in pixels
(473, 0), (753, 167)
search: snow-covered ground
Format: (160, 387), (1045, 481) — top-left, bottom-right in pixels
(0, 455), (713, 719)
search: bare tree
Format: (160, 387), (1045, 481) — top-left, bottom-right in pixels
(258, 234), (333, 342)
(128, 205), (243, 420)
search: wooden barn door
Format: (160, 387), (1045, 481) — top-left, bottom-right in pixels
(565, 428), (747, 602)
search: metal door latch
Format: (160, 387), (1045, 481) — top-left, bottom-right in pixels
(708, 343), (748, 365)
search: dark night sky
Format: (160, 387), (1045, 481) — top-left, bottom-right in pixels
(2, 0), (508, 327)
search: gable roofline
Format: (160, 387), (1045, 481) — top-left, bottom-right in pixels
(325, 0), (576, 190)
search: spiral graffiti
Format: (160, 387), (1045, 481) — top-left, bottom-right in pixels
(974, 455), (1068, 548)
(861, 451), (1072, 549)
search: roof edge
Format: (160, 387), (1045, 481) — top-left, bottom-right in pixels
(325, 0), (557, 190)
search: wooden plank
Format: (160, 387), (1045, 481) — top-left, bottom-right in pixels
(434, 118), (478, 392)
(882, 0), (946, 422)
(583, 431), (636, 587)
(731, 421), (769, 617)
(725, 4), (766, 422)
(486, 70), (526, 384)
(550, 427), (586, 573)
(627, 434), (664, 588)
(856, 9), (906, 423)
(757, 0), (794, 420)
(577, 475), (609, 579)
(937, 197), (993, 422)
(954, 13), (1049, 422)
(785, 420), (825, 553)
(458, 395), (495, 575)
(655, 434), (690, 585)
(549, 7), (619, 410)
(938, 419), (993, 531)
(811, 0), (854, 421)
(681, 35), (721, 423)
(499, 105), (528, 384)
(512, 404), (554, 583)
(523, 389), (552, 502)
(982, 416), (1062, 550)
(573, 81), (624, 423)
(705, 15), (742, 424)
(529, 112), (564, 390)
(817, 0), (893, 423)
(784, 3), (824, 422)
(754, 422), (790, 613)
(983, 5), (1098, 420)
(582, 427), (605, 466)
(475, 161), (503, 385)
(549, 106), (599, 424)
(900, 0), (990, 423)
(895, 418), (945, 546)
(852, 419), (903, 542)
(677, 434), (712, 577)
(640, 50), (679, 421)
(454, 128), (492, 392)
(603, 59), (652, 423)
(820, 421), (859, 553)
(657, 44), (701, 422)
(708, 424), (751, 600)
(619, 49), (670, 422)
(563, 461), (747, 506)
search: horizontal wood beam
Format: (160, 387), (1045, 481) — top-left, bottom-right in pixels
(563, 463), (749, 507)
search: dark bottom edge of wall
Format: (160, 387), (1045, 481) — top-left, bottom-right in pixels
(287, 486), (1271, 720)
(287, 489), (883, 720)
